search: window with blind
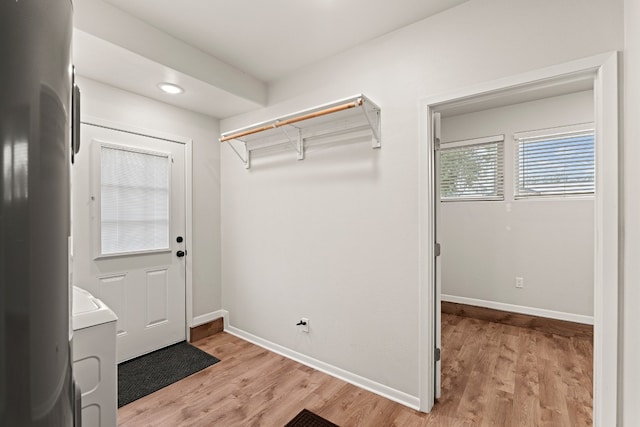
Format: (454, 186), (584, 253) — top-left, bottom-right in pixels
(439, 135), (504, 201)
(514, 124), (595, 198)
(100, 145), (170, 255)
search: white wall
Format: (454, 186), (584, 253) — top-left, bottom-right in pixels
(73, 77), (222, 318)
(220, 0), (623, 401)
(623, 0), (640, 423)
(440, 91), (594, 319)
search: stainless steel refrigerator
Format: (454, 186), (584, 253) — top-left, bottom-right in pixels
(1, 0), (81, 425)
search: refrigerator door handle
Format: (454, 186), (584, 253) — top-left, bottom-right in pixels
(71, 73), (81, 163)
(75, 380), (82, 427)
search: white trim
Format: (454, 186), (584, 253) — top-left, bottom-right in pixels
(224, 323), (420, 411)
(81, 116), (195, 345)
(419, 52), (619, 424)
(423, 53), (611, 109)
(441, 294), (594, 325)
(418, 105), (436, 412)
(592, 51), (619, 427)
(184, 138), (194, 341)
(191, 310), (228, 328)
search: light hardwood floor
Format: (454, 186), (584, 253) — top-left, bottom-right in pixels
(117, 313), (593, 426)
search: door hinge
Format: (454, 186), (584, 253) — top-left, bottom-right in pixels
(434, 137), (441, 151)
(435, 347), (441, 362)
(435, 242), (441, 257)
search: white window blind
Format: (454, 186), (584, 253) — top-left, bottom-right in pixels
(439, 135), (504, 201)
(100, 145), (170, 255)
(514, 124), (595, 198)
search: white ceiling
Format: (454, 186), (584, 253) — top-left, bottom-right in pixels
(73, 30), (264, 118)
(73, 0), (468, 119)
(102, 0), (469, 82)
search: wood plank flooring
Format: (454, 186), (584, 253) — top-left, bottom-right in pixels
(117, 313), (593, 426)
(442, 301), (593, 339)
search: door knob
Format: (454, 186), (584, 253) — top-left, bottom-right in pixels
(176, 250), (185, 258)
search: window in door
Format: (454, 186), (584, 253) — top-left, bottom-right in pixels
(99, 144), (171, 256)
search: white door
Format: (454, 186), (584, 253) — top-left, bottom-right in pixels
(73, 123), (187, 362)
(433, 112), (442, 399)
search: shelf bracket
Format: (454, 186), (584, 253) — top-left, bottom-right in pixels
(296, 129), (304, 161)
(228, 138), (251, 169)
(361, 105), (381, 149)
(279, 126), (304, 161)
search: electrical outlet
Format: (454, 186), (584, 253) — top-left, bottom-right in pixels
(515, 277), (524, 288)
(298, 318), (309, 333)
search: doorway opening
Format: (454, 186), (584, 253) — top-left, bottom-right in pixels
(438, 86), (595, 425)
(418, 52), (619, 427)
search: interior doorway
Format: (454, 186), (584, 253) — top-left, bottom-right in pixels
(435, 87), (595, 424)
(418, 52), (619, 427)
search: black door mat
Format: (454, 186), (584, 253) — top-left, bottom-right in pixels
(118, 341), (220, 407)
(285, 409), (339, 427)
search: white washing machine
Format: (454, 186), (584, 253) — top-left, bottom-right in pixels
(72, 286), (118, 427)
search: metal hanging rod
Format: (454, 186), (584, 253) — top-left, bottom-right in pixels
(219, 98), (364, 143)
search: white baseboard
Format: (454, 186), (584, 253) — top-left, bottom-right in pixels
(191, 309), (228, 328)
(441, 294), (594, 325)
(224, 324), (420, 411)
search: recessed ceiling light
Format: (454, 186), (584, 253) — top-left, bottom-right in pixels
(158, 82), (184, 95)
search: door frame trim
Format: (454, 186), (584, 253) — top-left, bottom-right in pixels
(81, 116), (194, 342)
(417, 51), (619, 426)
